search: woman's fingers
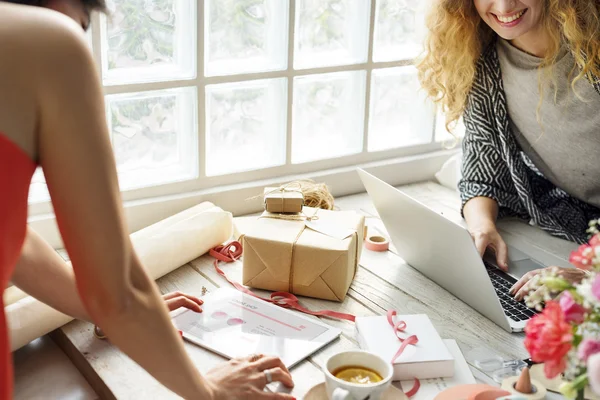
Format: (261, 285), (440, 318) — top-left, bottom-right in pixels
(253, 357), (294, 388)
(514, 270), (543, 301)
(472, 233), (489, 258)
(514, 283), (531, 302)
(493, 237), (509, 271)
(163, 291), (204, 305)
(529, 285), (547, 302)
(510, 270), (538, 297)
(244, 354), (265, 363)
(162, 291), (181, 301)
(162, 291), (203, 313)
(165, 296), (203, 313)
(471, 229), (509, 271)
(255, 356), (292, 376)
(262, 367), (294, 388)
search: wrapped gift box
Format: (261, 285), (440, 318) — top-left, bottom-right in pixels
(263, 187), (304, 213)
(238, 207), (364, 302)
(356, 314), (455, 380)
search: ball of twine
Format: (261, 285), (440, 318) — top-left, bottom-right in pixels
(294, 180), (335, 210)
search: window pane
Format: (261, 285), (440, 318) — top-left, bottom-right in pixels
(292, 71), (366, 163)
(86, 24), (93, 49)
(106, 87), (198, 190)
(294, 0), (370, 69)
(373, 0), (427, 62)
(101, 0), (196, 85)
(205, 0), (288, 76)
(368, 66), (434, 152)
(436, 112), (466, 144)
(205, 78), (287, 176)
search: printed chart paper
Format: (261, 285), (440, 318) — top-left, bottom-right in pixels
(173, 288), (341, 368)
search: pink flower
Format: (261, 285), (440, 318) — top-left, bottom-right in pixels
(590, 234), (600, 247)
(588, 353), (600, 395)
(593, 275), (600, 301)
(559, 291), (586, 324)
(578, 339), (600, 362)
(525, 301), (573, 378)
(570, 244), (595, 270)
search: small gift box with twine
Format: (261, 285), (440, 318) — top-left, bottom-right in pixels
(263, 185), (304, 213)
(237, 206), (364, 302)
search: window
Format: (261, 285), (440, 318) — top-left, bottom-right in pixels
(28, 0), (462, 210)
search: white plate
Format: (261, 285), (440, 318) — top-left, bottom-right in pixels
(304, 382), (408, 400)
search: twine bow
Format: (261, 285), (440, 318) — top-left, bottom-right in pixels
(263, 182), (303, 198)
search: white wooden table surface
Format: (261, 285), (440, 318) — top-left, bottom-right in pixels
(51, 182), (572, 399)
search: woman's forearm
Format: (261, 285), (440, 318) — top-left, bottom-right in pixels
(463, 196), (499, 228)
(90, 252), (212, 400)
(11, 227), (91, 321)
(13, 229), (211, 398)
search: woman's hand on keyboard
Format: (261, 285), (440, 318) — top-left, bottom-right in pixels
(510, 267), (587, 301)
(463, 197), (508, 271)
(467, 221), (509, 271)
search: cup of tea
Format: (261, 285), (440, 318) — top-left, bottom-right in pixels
(323, 350), (393, 400)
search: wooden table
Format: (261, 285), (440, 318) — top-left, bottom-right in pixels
(13, 336), (96, 400)
(52, 182), (573, 399)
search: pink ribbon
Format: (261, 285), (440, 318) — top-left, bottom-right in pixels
(210, 242), (421, 397)
(387, 310), (420, 398)
(210, 242), (356, 322)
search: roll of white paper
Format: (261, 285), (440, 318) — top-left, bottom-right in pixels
(4, 286), (28, 306)
(6, 202), (233, 351)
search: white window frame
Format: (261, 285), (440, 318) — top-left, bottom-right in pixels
(27, 0), (460, 248)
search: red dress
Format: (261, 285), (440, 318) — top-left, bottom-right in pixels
(0, 134), (36, 400)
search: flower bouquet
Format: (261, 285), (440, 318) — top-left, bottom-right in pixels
(524, 221), (600, 399)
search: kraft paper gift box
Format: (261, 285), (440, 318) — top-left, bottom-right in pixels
(239, 207), (365, 302)
(263, 186), (304, 213)
(356, 314), (455, 381)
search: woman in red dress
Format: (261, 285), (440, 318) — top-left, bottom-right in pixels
(0, 1), (295, 399)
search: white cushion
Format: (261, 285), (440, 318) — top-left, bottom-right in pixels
(435, 152), (462, 191)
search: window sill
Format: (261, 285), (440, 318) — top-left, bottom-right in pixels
(28, 149), (458, 249)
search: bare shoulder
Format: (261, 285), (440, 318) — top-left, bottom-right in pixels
(0, 3), (91, 70)
(0, 3), (100, 160)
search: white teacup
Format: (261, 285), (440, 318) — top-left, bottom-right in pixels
(323, 350), (393, 400)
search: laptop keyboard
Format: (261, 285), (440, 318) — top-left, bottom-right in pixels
(484, 261), (538, 322)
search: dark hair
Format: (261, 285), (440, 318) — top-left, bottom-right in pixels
(3, 0), (107, 12)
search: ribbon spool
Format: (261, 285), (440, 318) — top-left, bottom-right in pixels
(501, 376), (546, 400)
(365, 235), (389, 252)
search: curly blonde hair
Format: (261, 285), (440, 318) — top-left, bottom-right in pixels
(417, 0), (600, 132)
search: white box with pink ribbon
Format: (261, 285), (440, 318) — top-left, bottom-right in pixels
(356, 314), (455, 381)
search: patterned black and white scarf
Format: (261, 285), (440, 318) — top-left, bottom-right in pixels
(458, 42), (600, 244)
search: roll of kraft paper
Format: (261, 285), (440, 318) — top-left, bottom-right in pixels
(6, 202), (233, 351)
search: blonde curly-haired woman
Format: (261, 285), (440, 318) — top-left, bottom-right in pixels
(418, 0), (600, 298)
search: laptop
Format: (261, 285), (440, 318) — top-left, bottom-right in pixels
(357, 168), (546, 333)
